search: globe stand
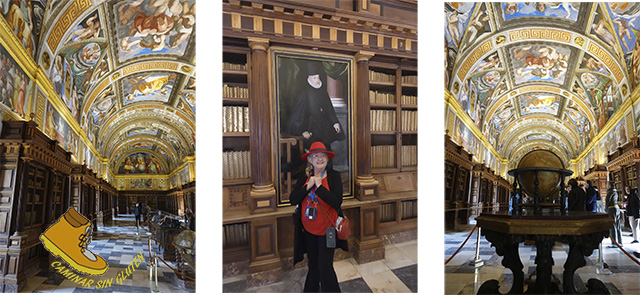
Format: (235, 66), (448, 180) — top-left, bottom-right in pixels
(508, 167), (573, 214)
(477, 162), (611, 294)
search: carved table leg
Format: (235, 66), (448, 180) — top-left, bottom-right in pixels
(562, 232), (610, 295)
(530, 235), (560, 294)
(479, 230), (524, 294)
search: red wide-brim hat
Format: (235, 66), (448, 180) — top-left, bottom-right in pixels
(302, 142), (335, 161)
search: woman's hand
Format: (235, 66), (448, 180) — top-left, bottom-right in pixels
(306, 180), (315, 190)
(314, 176), (323, 187)
(303, 131), (312, 139)
(333, 123), (340, 133)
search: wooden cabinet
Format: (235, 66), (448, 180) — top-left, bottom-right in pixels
(444, 134), (474, 230)
(0, 120), (75, 292)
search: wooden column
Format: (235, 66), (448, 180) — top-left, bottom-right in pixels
(246, 37), (282, 287)
(354, 50), (379, 200)
(248, 37), (277, 214)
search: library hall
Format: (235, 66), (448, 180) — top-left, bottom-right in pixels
(221, 0), (418, 293)
(0, 0), (197, 293)
(444, 2), (640, 295)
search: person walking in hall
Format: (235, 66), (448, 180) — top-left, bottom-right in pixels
(290, 141), (346, 293)
(134, 202), (142, 234)
(626, 187), (640, 243)
(606, 182), (623, 247)
(585, 180), (598, 212)
(567, 178), (586, 211)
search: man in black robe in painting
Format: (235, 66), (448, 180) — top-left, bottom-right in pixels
(287, 61), (345, 152)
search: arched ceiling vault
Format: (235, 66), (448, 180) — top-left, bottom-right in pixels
(445, 2), (637, 169)
(36, 0), (196, 176)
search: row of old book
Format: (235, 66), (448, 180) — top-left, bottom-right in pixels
(370, 110), (396, 131)
(371, 145), (396, 168)
(402, 75), (417, 84)
(380, 202), (396, 222)
(401, 95), (417, 105)
(223, 62), (247, 71)
(223, 222), (249, 248)
(222, 150), (252, 180)
(369, 90), (396, 104)
(222, 106), (250, 133)
(401, 110), (418, 132)
(369, 70), (395, 83)
(223, 84), (249, 99)
(401, 200), (417, 219)
(402, 145), (417, 166)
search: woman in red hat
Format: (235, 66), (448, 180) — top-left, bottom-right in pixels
(290, 141), (347, 292)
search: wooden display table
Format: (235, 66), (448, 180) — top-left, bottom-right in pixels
(476, 212), (613, 294)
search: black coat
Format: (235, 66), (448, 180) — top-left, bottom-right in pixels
(290, 168), (348, 266)
(567, 186), (586, 211)
(286, 82), (345, 148)
(585, 186), (598, 212)
(628, 192), (640, 218)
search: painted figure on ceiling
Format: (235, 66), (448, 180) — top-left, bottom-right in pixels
(63, 12), (101, 45)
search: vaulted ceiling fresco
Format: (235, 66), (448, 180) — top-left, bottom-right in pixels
(27, 0), (196, 176)
(445, 2), (638, 167)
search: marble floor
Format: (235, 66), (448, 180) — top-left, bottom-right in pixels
(445, 224), (640, 295)
(223, 239), (418, 293)
(23, 215), (194, 293)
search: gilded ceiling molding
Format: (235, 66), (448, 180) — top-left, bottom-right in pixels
(574, 95), (636, 163)
(445, 89), (504, 161)
(81, 60), (195, 117)
(451, 27), (627, 98)
(499, 115), (580, 152)
(98, 106), (195, 145)
(110, 136), (179, 167)
(45, 0), (94, 53)
(503, 125), (577, 156)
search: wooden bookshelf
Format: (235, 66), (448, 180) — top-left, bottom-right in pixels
(223, 48), (252, 187)
(369, 64), (417, 175)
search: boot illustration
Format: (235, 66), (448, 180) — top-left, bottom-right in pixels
(40, 207), (108, 275)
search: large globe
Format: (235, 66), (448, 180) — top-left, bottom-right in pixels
(516, 150), (564, 198)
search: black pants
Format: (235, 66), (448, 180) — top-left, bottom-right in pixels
(303, 230), (340, 293)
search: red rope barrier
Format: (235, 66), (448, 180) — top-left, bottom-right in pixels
(156, 255), (195, 281)
(610, 237), (640, 266)
(445, 224), (479, 265)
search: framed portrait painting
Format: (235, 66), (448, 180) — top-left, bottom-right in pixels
(272, 48), (354, 205)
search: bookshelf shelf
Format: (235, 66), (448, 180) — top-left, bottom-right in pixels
(223, 132), (250, 137)
(371, 131), (396, 136)
(223, 98), (250, 104)
(370, 103), (397, 109)
(402, 83), (418, 88)
(223, 69), (249, 76)
(401, 104), (418, 109)
(369, 81), (395, 87)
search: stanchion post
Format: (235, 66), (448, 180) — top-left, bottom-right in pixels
(470, 226), (484, 267)
(596, 242), (612, 275)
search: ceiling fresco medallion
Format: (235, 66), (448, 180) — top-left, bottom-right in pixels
(510, 44), (571, 85)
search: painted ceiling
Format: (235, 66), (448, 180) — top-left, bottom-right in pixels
(445, 2), (639, 167)
(30, 0), (195, 175)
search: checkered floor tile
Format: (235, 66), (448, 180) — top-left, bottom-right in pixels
(23, 215), (195, 293)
